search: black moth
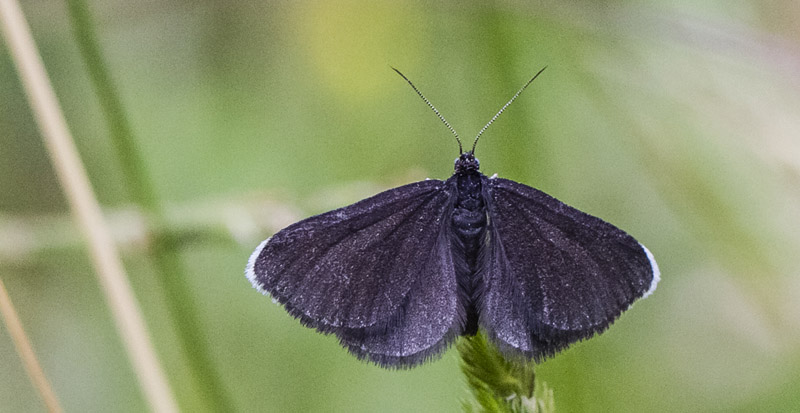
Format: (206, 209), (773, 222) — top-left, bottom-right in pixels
(246, 67), (659, 368)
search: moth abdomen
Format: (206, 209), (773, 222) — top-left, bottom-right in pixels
(451, 166), (490, 336)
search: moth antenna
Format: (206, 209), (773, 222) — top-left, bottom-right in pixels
(392, 67), (463, 154)
(471, 66), (547, 154)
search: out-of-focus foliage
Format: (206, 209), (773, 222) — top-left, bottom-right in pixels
(2, 1), (799, 411)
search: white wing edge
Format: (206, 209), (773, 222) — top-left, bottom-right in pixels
(639, 243), (660, 299)
(245, 238), (271, 297)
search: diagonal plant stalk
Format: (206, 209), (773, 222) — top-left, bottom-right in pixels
(0, 277), (63, 413)
(458, 332), (555, 413)
(0, 0), (178, 410)
(64, 0), (234, 410)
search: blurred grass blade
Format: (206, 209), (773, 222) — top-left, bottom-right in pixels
(65, 0), (235, 410)
(0, 0), (178, 411)
(0, 278), (63, 413)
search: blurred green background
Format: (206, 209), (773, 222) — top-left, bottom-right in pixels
(2, 1), (800, 411)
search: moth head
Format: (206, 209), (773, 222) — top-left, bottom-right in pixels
(455, 152), (480, 174)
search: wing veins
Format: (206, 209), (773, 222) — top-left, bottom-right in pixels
(306, 190), (443, 274)
(316, 191), (444, 294)
(491, 185), (616, 331)
(269, 185), (451, 330)
(274, 188), (441, 287)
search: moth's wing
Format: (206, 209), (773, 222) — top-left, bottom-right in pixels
(481, 177), (660, 360)
(333, 212), (464, 368)
(246, 179), (456, 333)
